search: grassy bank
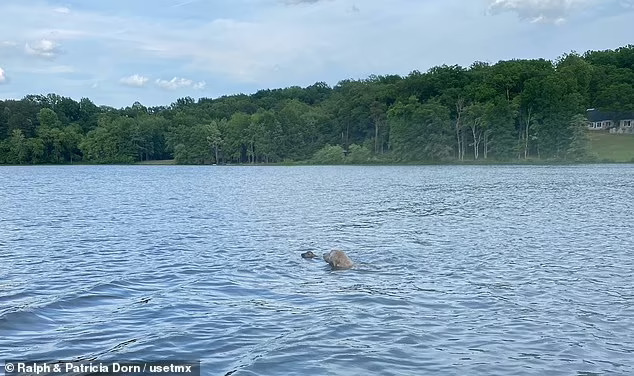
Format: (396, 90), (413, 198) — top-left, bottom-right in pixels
(588, 132), (634, 162)
(136, 159), (177, 165)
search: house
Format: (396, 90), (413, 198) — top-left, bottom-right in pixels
(587, 109), (634, 134)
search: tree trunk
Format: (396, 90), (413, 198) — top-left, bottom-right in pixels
(455, 116), (462, 160)
(517, 128), (523, 160)
(455, 125), (462, 161)
(523, 107), (533, 160)
(374, 120), (379, 154)
(471, 124), (481, 160)
(454, 99), (465, 161)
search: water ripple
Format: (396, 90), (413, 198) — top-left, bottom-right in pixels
(0, 165), (633, 375)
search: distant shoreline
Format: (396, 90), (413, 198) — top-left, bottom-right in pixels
(2, 160), (633, 167)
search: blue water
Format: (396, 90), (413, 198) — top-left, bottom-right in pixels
(1, 165), (633, 375)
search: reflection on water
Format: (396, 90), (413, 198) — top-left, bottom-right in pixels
(1, 165), (633, 375)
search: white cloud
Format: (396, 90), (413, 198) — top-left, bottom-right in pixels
(120, 74), (150, 87)
(54, 7), (71, 14)
(488, 0), (598, 23)
(25, 38), (61, 58)
(0, 0), (633, 108)
(155, 77), (206, 90)
(136, 17), (332, 83)
(0, 67), (7, 84)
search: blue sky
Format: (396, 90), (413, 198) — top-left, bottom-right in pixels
(0, 0), (632, 108)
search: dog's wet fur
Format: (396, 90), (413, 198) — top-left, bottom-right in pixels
(323, 250), (354, 270)
(301, 250), (318, 259)
(302, 249), (354, 270)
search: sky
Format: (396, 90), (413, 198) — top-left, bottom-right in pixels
(0, 0), (632, 108)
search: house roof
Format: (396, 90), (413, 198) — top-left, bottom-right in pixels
(587, 109), (634, 122)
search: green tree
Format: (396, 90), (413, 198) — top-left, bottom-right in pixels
(388, 97), (453, 161)
(37, 126), (64, 163)
(38, 108), (62, 129)
(136, 115), (170, 161)
(484, 97), (518, 160)
(312, 144), (345, 164)
(206, 120), (225, 164)
(566, 114), (596, 162)
(80, 116), (139, 163)
(223, 112), (251, 163)
(9, 129), (29, 164)
(346, 144), (372, 164)
(167, 124), (213, 164)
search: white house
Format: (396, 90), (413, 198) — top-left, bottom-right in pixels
(586, 109), (634, 134)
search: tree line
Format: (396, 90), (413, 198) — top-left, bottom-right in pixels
(1, 45), (633, 165)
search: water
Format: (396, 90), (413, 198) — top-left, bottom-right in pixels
(1, 165), (633, 376)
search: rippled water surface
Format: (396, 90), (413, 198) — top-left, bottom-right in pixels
(1, 165), (633, 375)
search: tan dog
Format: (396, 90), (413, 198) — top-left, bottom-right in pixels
(323, 250), (354, 270)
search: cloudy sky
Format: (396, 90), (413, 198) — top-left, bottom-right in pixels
(0, 0), (632, 108)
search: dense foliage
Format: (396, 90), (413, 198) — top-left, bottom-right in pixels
(1, 46), (633, 165)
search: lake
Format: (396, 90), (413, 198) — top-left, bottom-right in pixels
(1, 165), (633, 376)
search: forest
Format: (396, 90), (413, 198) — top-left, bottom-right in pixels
(1, 45), (633, 165)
